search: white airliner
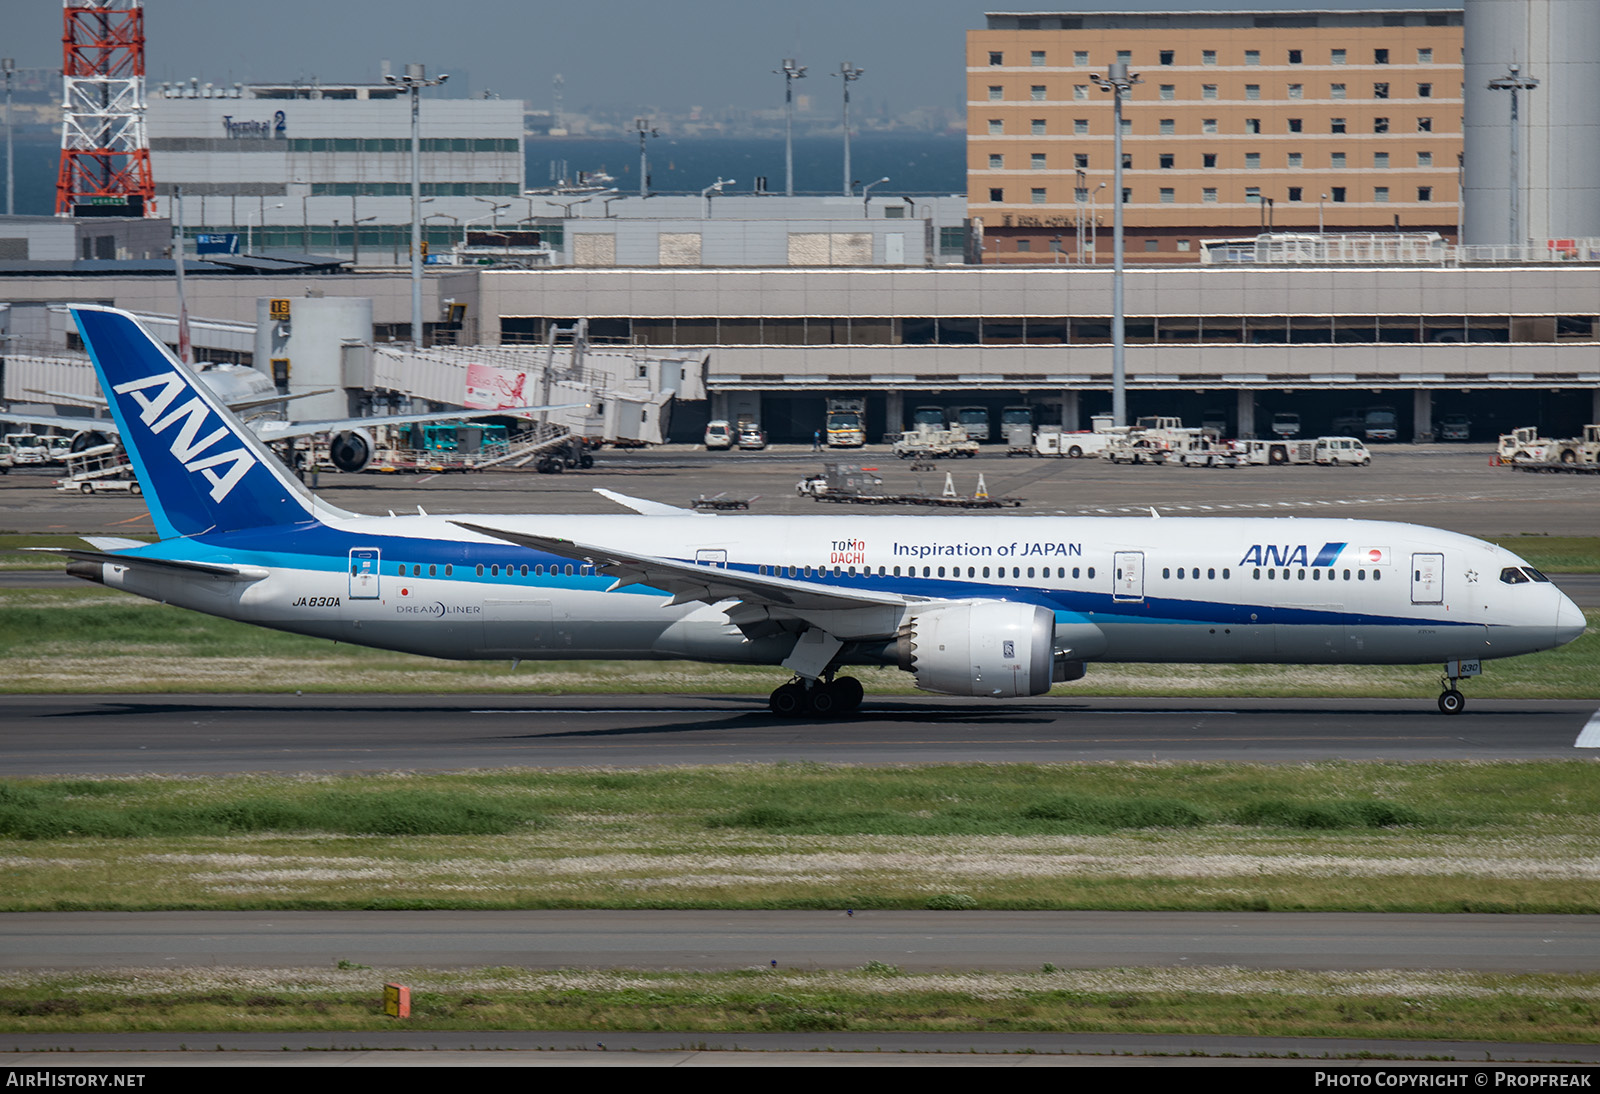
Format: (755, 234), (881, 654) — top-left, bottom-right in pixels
(46, 306), (1585, 716)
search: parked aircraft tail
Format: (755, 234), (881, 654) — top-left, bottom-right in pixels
(69, 305), (325, 538)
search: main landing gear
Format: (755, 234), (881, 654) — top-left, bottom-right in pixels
(1437, 658), (1480, 715)
(768, 673), (865, 717)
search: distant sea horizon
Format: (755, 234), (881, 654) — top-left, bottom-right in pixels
(1, 131), (966, 217)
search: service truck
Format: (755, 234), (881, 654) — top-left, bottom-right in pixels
(825, 397), (866, 447)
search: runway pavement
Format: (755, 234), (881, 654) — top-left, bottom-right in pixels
(2, 694), (1597, 773)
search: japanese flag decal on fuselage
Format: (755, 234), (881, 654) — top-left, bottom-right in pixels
(71, 306), (316, 539)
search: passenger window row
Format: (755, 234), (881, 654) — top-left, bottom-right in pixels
(1251, 567), (1379, 581)
(758, 564), (1098, 581)
(390, 562), (595, 578)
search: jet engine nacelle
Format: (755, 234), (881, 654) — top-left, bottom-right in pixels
(70, 429), (113, 453)
(327, 428), (374, 473)
(896, 599), (1060, 698)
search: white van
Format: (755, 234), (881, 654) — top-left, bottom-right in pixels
(1314, 436), (1371, 466)
(703, 420), (734, 450)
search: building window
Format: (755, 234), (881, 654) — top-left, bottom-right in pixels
(1031, 85), (1046, 101)
(1288, 187), (1303, 201)
(1331, 152), (1346, 168)
(989, 154), (1005, 169)
(1121, 152), (1132, 169)
(1121, 187), (1131, 203)
(1202, 188), (1218, 202)
(1016, 239), (1031, 252)
(1117, 50), (1131, 63)
(1202, 49), (1217, 65)
(1245, 118), (1261, 134)
(1373, 152), (1389, 168)
(1288, 83), (1303, 99)
(1374, 48), (1389, 64)
(1245, 152), (1261, 169)
(1160, 187), (1175, 203)
(1177, 239), (1191, 251)
(1160, 84), (1175, 100)
(989, 51), (1004, 66)
(1202, 153), (1216, 168)
(1330, 83), (1346, 99)
(1075, 152), (1089, 168)
(989, 188), (1004, 202)
(1331, 186), (1346, 202)
(1074, 84), (1089, 99)
(1120, 118), (1131, 135)
(1074, 118), (1089, 134)
(1417, 151), (1432, 167)
(1330, 117), (1346, 134)
(1374, 82), (1389, 99)
(1245, 50), (1260, 65)
(1418, 186), (1433, 201)
(1202, 83), (1218, 99)
(1288, 49), (1303, 64)
(1160, 50), (1174, 66)
(1287, 152), (1302, 168)
(1287, 118), (1302, 132)
(1374, 117), (1389, 133)
(1331, 48), (1346, 65)
(988, 85), (1003, 101)
(1417, 117), (1432, 132)
(1159, 118), (1175, 135)
(1031, 118), (1046, 134)
(1144, 239), (1160, 252)
(1159, 153), (1175, 168)
(1418, 83), (1432, 98)
(1202, 118), (1217, 134)
(1031, 187), (1046, 204)
(988, 119), (1004, 135)
(1074, 50), (1089, 66)
(1031, 50), (1045, 66)
(1374, 186), (1389, 202)
(1245, 186), (1261, 202)
(1031, 152), (1047, 169)
(1417, 47), (1433, 63)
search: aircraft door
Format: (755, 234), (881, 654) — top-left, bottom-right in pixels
(349, 548), (381, 599)
(1112, 551), (1145, 602)
(1411, 552), (1444, 604)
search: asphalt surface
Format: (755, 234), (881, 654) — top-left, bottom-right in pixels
(2, 694), (1596, 774)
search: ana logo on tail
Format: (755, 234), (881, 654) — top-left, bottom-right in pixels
(112, 371), (258, 502)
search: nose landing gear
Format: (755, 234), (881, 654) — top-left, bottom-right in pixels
(1437, 658), (1481, 715)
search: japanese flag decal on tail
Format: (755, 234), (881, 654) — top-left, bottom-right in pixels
(70, 306), (318, 539)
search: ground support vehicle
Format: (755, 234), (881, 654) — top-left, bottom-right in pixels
(704, 420), (734, 450)
(952, 406), (991, 443)
(54, 442), (141, 495)
(1176, 437), (1239, 467)
(891, 428), (977, 460)
(1314, 437), (1373, 466)
(1235, 439), (1318, 466)
(1497, 427), (1553, 465)
(691, 493), (757, 510)
(1031, 428), (1118, 459)
(1547, 424), (1600, 467)
(0, 443), (12, 473)
(1438, 414), (1472, 441)
(826, 398), (867, 448)
(1270, 412), (1301, 439)
(797, 464), (1020, 508)
(3, 433), (48, 465)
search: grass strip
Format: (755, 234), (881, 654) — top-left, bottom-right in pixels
(2, 762), (1597, 913)
(1, 587), (1594, 696)
(1, 965), (1596, 1044)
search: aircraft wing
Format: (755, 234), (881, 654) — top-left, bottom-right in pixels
(452, 521), (915, 635)
(0, 408), (118, 434)
(251, 402), (588, 443)
(592, 488), (706, 517)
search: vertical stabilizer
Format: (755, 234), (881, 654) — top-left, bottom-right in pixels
(70, 305), (320, 538)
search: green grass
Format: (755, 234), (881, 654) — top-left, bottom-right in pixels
(1, 763), (1596, 913)
(1, 586), (1595, 696)
(2, 965), (1597, 1044)
(1488, 536), (1600, 572)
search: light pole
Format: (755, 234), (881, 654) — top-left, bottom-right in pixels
(386, 63), (449, 348)
(835, 62), (863, 196)
(1086, 182), (1106, 263)
(245, 202), (284, 254)
(777, 59), (807, 196)
(1319, 192), (1327, 235)
(634, 117), (657, 198)
(1488, 64), (1538, 247)
(701, 177), (734, 218)
(862, 176), (889, 218)
(3, 59), (13, 217)
(1091, 61), (1141, 427)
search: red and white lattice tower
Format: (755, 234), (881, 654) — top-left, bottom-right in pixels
(55, 0), (155, 217)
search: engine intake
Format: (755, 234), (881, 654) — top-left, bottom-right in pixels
(327, 429), (373, 473)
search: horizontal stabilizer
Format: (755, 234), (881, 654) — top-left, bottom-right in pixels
(592, 488), (703, 517)
(80, 536), (148, 551)
(27, 546), (267, 580)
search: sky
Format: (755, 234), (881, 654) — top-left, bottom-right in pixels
(5, 0), (1461, 117)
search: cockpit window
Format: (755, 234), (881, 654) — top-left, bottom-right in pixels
(1522, 567), (1551, 583)
(1499, 567), (1529, 585)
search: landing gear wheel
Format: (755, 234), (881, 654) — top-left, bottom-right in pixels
(831, 676), (864, 713)
(808, 684), (839, 716)
(1438, 688), (1465, 715)
(769, 682), (807, 717)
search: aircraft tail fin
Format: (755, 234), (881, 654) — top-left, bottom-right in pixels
(70, 305), (323, 539)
